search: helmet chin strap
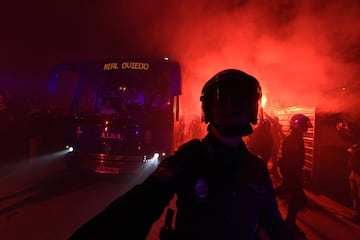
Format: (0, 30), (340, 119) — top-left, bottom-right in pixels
(211, 122), (253, 138)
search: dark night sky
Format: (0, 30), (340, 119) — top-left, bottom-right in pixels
(1, 0), (360, 120)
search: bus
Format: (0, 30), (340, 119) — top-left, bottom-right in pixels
(48, 57), (182, 175)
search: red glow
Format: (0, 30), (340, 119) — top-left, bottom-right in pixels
(2, 0), (359, 123)
(158, 1), (360, 123)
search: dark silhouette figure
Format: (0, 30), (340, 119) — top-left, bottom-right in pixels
(248, 118), (274, 165)
(335, 119), (360, 223)
(267, 114), (286, 176)
(276, 114), (312, 238)
(187, 115), (204, 140)
(347, 143), (360, 223)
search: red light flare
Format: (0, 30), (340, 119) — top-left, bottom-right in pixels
(4, 0), (360, 125)
(166, 1), (360, 124)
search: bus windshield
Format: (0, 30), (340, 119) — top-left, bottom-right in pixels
(93, 74), (170, 117)
(57, 58), (181, 121)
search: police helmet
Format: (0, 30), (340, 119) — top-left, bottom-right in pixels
(200, 69), (262, 137)
(290, 114), (313, 130)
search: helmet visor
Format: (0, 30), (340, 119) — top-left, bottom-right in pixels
(207, 79), (261, 124)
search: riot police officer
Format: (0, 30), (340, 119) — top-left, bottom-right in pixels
(69, 69), (295, 240)
(277, 113), (313, 238)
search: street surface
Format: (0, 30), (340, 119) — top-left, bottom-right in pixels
(1, 156), (360, 240)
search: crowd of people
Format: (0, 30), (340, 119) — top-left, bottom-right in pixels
(246, 111), (311, 238)
(174, 114), (207, 150)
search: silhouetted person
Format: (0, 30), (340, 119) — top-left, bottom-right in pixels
(335, 119), (360, 223)
(188, 115), (204, 140)
(276, 114), (312, 238)
(175, 116), (186, 149)
(347, 143), (360, 223)
(69, 69), (295, 240)
(248, 118), (274, 165)
(266, 114), (286, 176)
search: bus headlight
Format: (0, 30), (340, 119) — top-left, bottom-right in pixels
(66, 145), (74, 152)
(143, 153), (160, 164)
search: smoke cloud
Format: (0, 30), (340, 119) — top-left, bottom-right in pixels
(1, 0), (360, 121)
(136, 0), (360, 120)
